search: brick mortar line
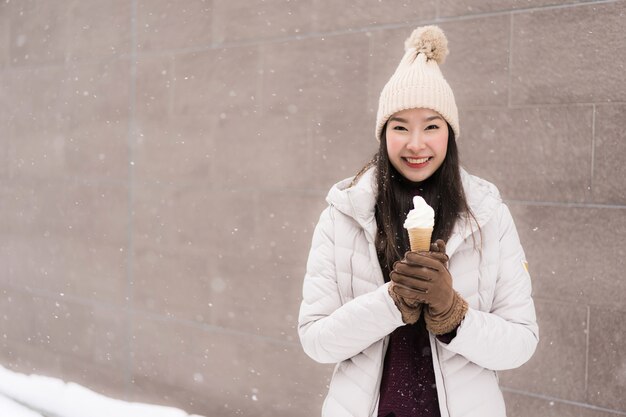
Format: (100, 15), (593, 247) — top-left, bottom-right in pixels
(463, 102), (626, 110)
(133, 0), (619, 58)
(123, 183), (330, 196)
(0, 0), (619, 69)
(3, 177), (623, 208)
(505, 199), (626, 209)
(450, 0), (617, 18)
(0, 282), (302, 349)
(0, 176), (130, 187)
(257, 42), (267, 120)
(584, 306), (591, 393)
(0, 175), (331, 196)
(507, 13), (514, 109)
(530, 297), (626, 314)
(125, 0), (139, 397)
(210, 0), (218, 46)
(168, 45), (177, 125)
(591, 104), (596, 194)
(129, 309), (302, 348)
(500, 387), (626, 415)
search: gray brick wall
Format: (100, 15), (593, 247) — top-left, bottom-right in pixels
(0, 1), (624, 416)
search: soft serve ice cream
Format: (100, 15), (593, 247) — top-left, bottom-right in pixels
(404, 196), (435, 252)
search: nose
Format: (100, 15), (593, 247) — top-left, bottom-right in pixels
(406, 131), (426, 151)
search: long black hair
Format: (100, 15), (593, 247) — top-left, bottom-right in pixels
(351, 123), (475, 276)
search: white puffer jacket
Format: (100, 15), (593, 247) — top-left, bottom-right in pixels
(298, 167), (538, 417)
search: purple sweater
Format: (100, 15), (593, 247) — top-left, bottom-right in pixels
(377, 316), (441, 417)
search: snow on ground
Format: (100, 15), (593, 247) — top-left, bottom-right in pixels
(0, 366), (205, 417)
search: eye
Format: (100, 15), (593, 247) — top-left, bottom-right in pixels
(425, 124), (440, 130)
(392, 125), (408, 131)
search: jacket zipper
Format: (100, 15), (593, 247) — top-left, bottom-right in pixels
(369, 335), (390, 417)
(431, 335), (451, 417)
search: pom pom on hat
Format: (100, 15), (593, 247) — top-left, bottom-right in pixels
(375, 25), (459, 141)
(404, 25), (449, 65)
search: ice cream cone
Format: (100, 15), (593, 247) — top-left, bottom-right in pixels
(408, 227), (433, 252)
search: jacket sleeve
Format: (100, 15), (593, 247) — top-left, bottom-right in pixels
(440, 204), (539, 371)
(298, 206), (404, 364)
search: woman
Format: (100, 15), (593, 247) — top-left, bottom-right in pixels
(298, 26), (538, 417)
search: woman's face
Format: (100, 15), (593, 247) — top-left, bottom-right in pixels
(385, 108), (449, 183)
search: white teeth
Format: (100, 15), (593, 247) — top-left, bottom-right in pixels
(406, 157), (429, 164)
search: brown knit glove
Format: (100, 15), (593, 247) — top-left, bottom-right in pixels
(390, 240), (468, 335)
(388, 283), (422, 324)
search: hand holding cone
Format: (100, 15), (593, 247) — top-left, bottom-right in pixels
(389, 197), (435, 322)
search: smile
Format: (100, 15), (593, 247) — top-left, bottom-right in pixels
(405, 157), (430, 164)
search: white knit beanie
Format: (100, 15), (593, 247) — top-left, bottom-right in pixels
(375, 25), (459, 141)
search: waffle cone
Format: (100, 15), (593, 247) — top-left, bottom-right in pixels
(408, 227), (433, 252)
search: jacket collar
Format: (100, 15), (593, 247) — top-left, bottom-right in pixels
(326, 167), (378, 242)
(446, 168), (502, 255)
(325, 167), (501, 256)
